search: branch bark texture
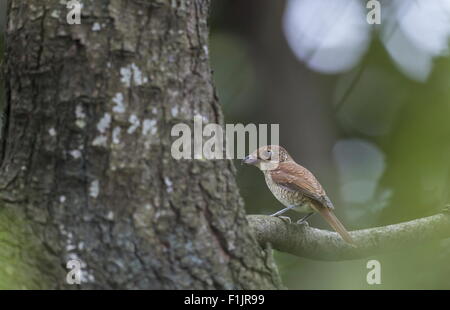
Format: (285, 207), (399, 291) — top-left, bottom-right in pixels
(248, 212), (450, 261)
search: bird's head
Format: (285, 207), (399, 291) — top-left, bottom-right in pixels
(243, 145), (292, 170)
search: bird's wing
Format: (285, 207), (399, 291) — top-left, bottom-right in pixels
(270, 162), (334, 209)
(270, 162), (353, 244)
(269, 162), (325, 199)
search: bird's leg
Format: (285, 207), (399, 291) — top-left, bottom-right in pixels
(270, 206), (297, 223)
(296, 212), (314, 225)
(270, 205), (296, 217)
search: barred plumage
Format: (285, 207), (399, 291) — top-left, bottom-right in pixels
(243, 145), (354, 244)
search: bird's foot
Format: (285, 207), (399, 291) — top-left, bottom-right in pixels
(296, 219), (309, 226)
(295, 212), (314, 226)
(276, 216), (292, 224)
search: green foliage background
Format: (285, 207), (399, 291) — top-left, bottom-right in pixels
(210, 1), (450, 289)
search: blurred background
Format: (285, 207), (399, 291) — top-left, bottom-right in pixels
(1, 0), (450, 289)
(210, 0), (450, 289)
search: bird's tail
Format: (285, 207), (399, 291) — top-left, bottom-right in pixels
(314, 204), (355, 245)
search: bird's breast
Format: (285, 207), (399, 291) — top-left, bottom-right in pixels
(264, 173), (314, 213)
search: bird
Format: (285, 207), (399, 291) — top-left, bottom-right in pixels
(243, 145), (354, 244)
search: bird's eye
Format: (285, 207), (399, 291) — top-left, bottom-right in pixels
(263, 150), (272, 160)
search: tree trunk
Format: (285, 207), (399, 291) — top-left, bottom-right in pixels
(1, 0), (282, 289)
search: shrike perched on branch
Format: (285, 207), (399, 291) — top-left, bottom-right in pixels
(244, 145), (354, 244)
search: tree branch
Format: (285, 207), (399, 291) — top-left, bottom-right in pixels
(247, 210), (450, 261)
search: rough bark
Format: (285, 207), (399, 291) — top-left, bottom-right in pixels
(248, 210), (450, 261)
(1, 0), (282, 289)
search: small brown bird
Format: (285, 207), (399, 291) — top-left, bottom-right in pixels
(243, 145), (354, 244)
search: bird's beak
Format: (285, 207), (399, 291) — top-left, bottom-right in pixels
(242, 155), (259, 166)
